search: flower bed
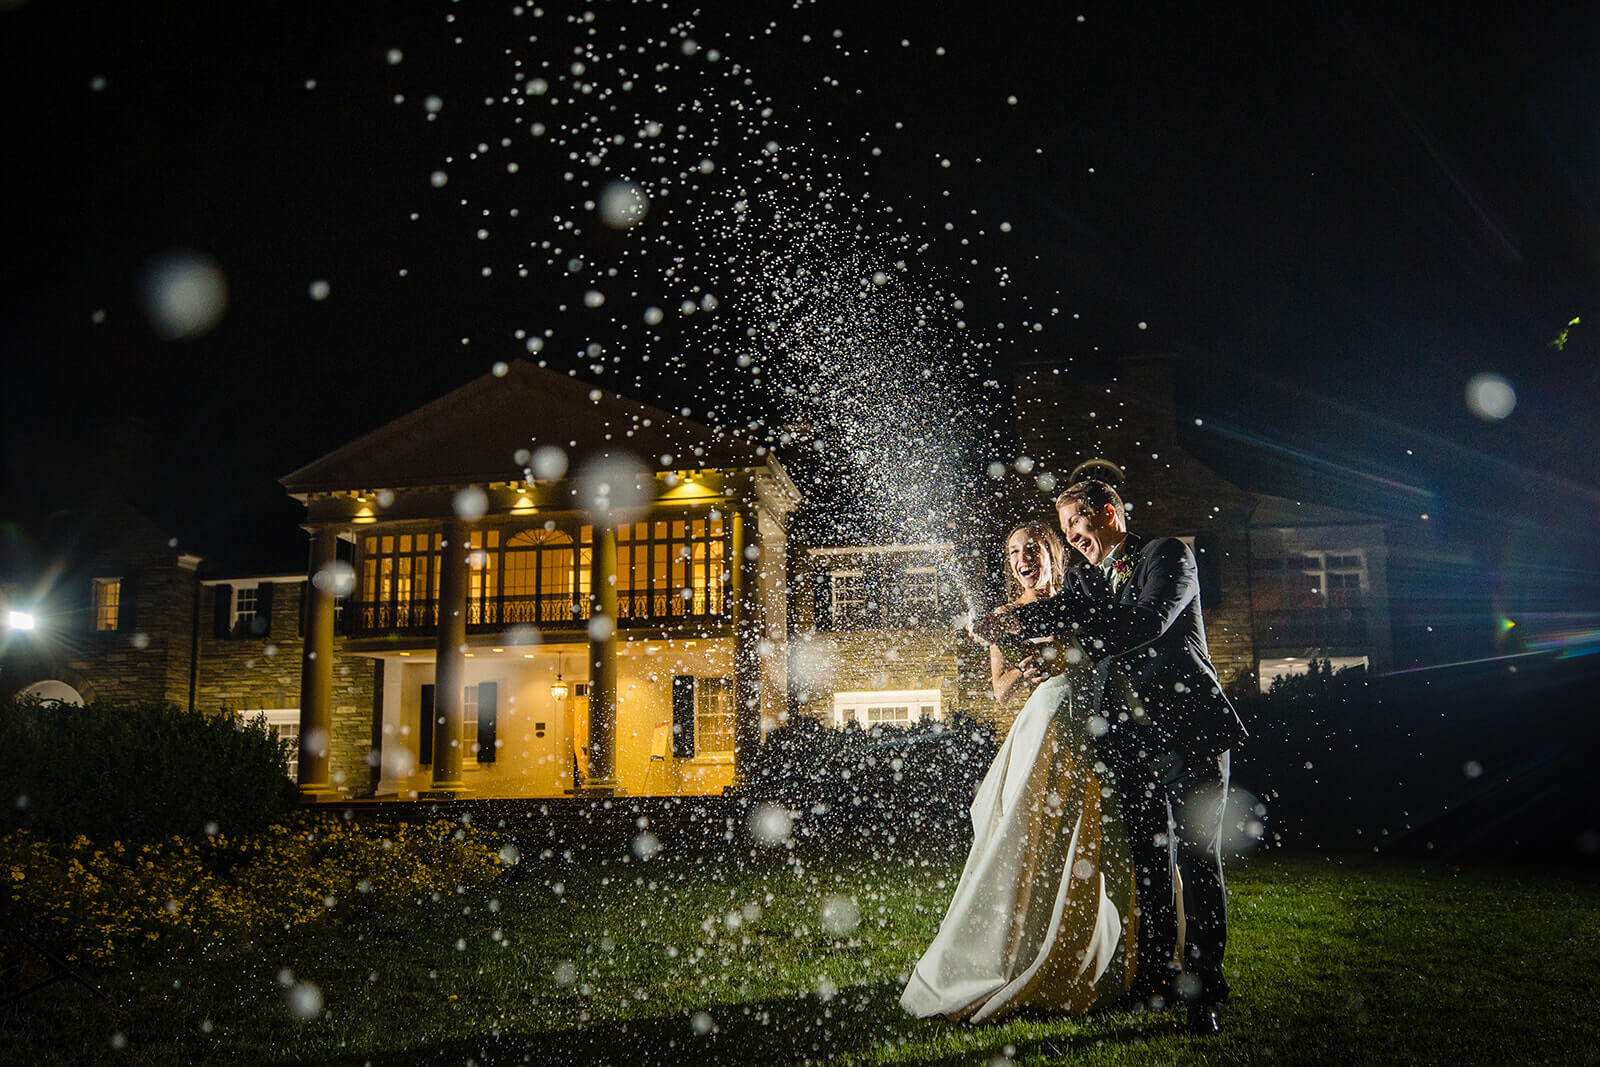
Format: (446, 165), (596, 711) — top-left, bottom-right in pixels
(2, 814), (505, 968)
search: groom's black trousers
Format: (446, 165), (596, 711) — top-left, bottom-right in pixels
(1113, 745), (1231, 1003)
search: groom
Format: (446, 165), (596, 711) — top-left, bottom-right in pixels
(975, 479), (1246, 1035)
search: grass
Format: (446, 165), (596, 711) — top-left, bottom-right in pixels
(5, 840), (1599, 1066)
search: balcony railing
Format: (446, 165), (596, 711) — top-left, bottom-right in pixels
(352, 589), (726, 636)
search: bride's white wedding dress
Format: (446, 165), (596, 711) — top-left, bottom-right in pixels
(900, 668), (1136, 1021)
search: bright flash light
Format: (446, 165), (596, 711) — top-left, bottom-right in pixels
(7, 611), (36, 631)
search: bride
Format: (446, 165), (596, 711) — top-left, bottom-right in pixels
(900, 521), (1136, 1021)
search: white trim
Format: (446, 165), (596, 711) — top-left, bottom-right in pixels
(831, 689), (942, 728)
(229, 581), (260, 632)
(200, 574), (305, 586)
(244, 709), (301, 783)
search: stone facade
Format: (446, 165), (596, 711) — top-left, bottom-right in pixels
(33, 513), (198, 707)
(790, 546), (993, 727)
(195, 579), (378, 793)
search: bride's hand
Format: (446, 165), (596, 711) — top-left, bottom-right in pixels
(1017, 654), (1045, 685)
(969, 606), (1018, 646)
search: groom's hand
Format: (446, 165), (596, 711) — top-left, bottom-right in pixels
(967, 606), (1020, 646)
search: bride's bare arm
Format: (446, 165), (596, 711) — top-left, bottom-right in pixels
(991, 644), (1041, 704)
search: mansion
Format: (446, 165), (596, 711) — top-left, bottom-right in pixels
(2, 358), (1410, 801)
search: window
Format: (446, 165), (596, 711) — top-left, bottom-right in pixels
(253, 710), (301, 784)
(832, 689), (942, 728)
(616, 514), (727, 620)
(1251, 551), (1366, 611)
(233, 584), (259, 631)
(360, 532), (441, 629)
(897, 567), (939, 625)
(671, 675), (734, 758)
(466, 530), (499, 625)
(695, 677), (735, 755)
(92, 578), (121, 631)
(830, 570), (874, 628)
(816, 555), (944, 630)
(501, 528), (577, 624)
(356, 513), (729, 633)
(462, 684), (479, 757)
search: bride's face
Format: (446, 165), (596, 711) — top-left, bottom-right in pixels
(1007, 529), (1053, 594)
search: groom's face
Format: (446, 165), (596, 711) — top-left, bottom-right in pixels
(1059, 500), (1121, 565)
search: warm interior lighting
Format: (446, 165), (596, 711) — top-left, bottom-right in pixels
(550, 651), (569, 701)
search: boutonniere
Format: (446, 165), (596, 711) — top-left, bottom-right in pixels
(1110, 558), (1133, 580)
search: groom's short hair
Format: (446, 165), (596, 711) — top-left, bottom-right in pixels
(1056, 479), (1126, 527)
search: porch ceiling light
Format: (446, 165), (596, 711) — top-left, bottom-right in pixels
(550, 651), (569, 700)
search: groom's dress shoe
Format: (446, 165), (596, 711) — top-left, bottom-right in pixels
(1185, 1002), (1223, 1036)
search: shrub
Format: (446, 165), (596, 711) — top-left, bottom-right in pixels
(1, 813), (505, 968)
(745, 713), (998, 847)
(0, 698), (298, 843)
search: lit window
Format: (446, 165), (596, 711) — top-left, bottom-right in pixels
(831, 689), (941, 728)
(615, 514), (727, 621)
(359, 532), (441, 629)
(502, 528), (577, 624)
(253, 710), (300, 784)
(694, 677), (735, 755)
(233, 585), (258, 630)
(463, 684), (479, 757)
(92, 578), (121, 631)
(671, 675), (734, 757)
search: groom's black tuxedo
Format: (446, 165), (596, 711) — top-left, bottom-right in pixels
(1012, 531), (1245, 1007)
(1012, 532), (1246, 762)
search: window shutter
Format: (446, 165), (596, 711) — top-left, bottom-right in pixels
(213, 584), (233, 638)
(419, 684), (435, 766)
(812, 573), (832, 631)
(1192, 534), (1221, 609)
(118, 571), (139, 632)
(868, 558), (887, 628)
(476, 681), (497, 763)
(298, 581), (307, 637)
(252, 583), (273, 637)
(671, 675), (696, 758)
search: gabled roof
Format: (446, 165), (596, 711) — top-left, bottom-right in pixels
(281, 361), (768, 494)
(1248, 494), (1389, 528)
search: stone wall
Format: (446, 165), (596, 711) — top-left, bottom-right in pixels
(51, 521), (197, 707)
(790, 549), (993, 726)
(196, 581), (378, 794)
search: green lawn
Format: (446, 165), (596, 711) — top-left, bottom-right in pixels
(6, 843), (1599, 1065)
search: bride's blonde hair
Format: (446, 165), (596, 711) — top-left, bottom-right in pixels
(1003, 520), (1068, 603)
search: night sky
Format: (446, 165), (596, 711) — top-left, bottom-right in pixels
(4, 2), (1598, 606)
